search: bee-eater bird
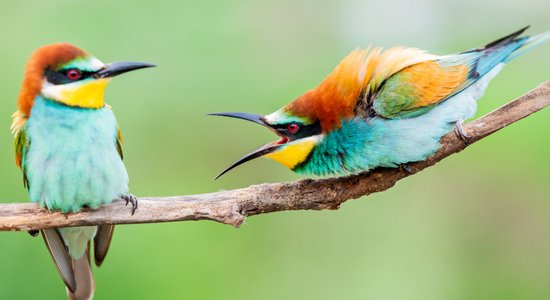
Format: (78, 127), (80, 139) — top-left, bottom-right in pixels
(11, 43), (154, 299)
(211, 27), (549, 178)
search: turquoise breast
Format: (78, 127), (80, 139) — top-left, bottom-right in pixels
(24, 97), (129, 213)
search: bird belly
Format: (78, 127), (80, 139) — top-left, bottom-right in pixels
(297, 64), (504, 176)
(25, 97), (129, 213)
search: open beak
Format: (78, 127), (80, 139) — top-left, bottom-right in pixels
(214, 143), (281, 179)
(208, 112), (285, 179)
(208, 112), (268, 128)
(94, 62), (156, 79)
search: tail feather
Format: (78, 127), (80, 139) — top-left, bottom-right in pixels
(505, 31), (550, 62)
(42, 229), (77, 293)
(67, 246), (95, 300)
(439, 27), (550, 99)
(94, 225), (115, 267)
(42, 228), (98, 300)
(484, 26), (530, 49)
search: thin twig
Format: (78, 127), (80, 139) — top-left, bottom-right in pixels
(2, 82), (550, 231)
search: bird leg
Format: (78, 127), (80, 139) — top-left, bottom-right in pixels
(454, 119), (472, 144)
(120, 194), (138, 215)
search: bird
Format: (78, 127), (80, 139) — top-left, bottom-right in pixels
(11, 43), (154, 299)
(211, 27), (549, 178)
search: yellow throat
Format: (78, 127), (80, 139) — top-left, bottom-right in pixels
(43, 78), (110, 108)
(265, 139), (316, 169)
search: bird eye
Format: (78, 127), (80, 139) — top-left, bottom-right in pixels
(287, 123), (299, 134)
(66, 69), (82, 80)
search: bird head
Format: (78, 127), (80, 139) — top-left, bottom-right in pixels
(210, 49), (381, 178)
(16, 43), (154, 117)
(210, 104), (324, 178)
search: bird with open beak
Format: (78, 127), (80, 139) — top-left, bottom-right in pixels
(211, 27), (549, 178)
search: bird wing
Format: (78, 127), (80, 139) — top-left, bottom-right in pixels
(115, 128), (124, 160)
(13, 120), (30, 189)
(371, 27), (530, 119)
(42, 229), (95, 298)
(93, 127), (123, 266)
(41, 228), (77, 293)
(371, 60), (469, 118)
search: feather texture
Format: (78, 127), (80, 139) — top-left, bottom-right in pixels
(294, 65), (504, 175)
(17, 44), (86, 118)
(24, 97), (128, 213)
(286, 28), (550, 175)
(285, 47), (435, 131)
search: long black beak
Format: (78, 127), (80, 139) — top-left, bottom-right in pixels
(207, 112), (269, 128)
(214, 143), (280, 180)
(94, 62), (156, 79)
(208, 112), (281, 179)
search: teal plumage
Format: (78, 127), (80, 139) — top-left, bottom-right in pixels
(25, 96), (128, 215)
(212, 27), (550, 179)
(293, 65), (499, 176)
(12, 43), (153, 299)
(24, 96), (128, 258)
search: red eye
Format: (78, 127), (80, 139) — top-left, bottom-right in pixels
(66, 69), (81, 80)
(287, 123), (299, 134)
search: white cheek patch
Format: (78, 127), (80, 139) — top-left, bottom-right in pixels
(41, 79), (83, 101)
(41, 80), (63, 101)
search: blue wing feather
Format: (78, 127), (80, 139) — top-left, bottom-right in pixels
(436, 27), (540, 102)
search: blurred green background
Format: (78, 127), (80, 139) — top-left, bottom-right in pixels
(1, 0), (550, 299)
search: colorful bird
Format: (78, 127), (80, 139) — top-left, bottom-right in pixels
(11, 43), (154, 299)
(211, 27), (549, 178)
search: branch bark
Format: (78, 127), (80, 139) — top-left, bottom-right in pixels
(2, 82), (550, 231)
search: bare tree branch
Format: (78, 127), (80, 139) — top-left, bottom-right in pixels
(2, 82), (550, 232)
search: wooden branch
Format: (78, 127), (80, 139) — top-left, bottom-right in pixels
(2, 82), (550, 232)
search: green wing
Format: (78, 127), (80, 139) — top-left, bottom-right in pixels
(95, 127), (124, 267)
(116, 129), (124, 160)
(14, 126), (30, 189)
(372, 60), (469, 119)
(372, 27), (534, 119)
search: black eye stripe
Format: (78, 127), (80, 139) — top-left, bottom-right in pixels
(273, 121), (322, 139)
(44, 69), (95, 85)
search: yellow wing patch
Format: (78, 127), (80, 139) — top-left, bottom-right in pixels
(401, 61), (468, 109)
(364, 47), (438, 97)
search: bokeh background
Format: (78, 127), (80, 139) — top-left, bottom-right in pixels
(1, 0), (550, 299)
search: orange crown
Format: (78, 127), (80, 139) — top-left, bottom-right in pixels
(17, 43), (87, 117)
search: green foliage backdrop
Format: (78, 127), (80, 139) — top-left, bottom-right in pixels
(1, 1), (549, 299)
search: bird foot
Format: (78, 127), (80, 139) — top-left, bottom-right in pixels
(454, 119), (471, 144)
(400, 164), (416, 174)
(120, 194), (138, 215)
(28, 230), (39, 237)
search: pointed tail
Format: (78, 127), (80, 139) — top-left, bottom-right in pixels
(454, 27), (550, 83)
(67, 252), (95, 300)
(42, 228), (96, 300)
(505, 30), (550, 62)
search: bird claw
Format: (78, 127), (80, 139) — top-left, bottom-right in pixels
(400, 164), (416, 174)
(121, 194), (138, 215)
(454, 119), (471, 144)
(28, 230), (39, 237)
